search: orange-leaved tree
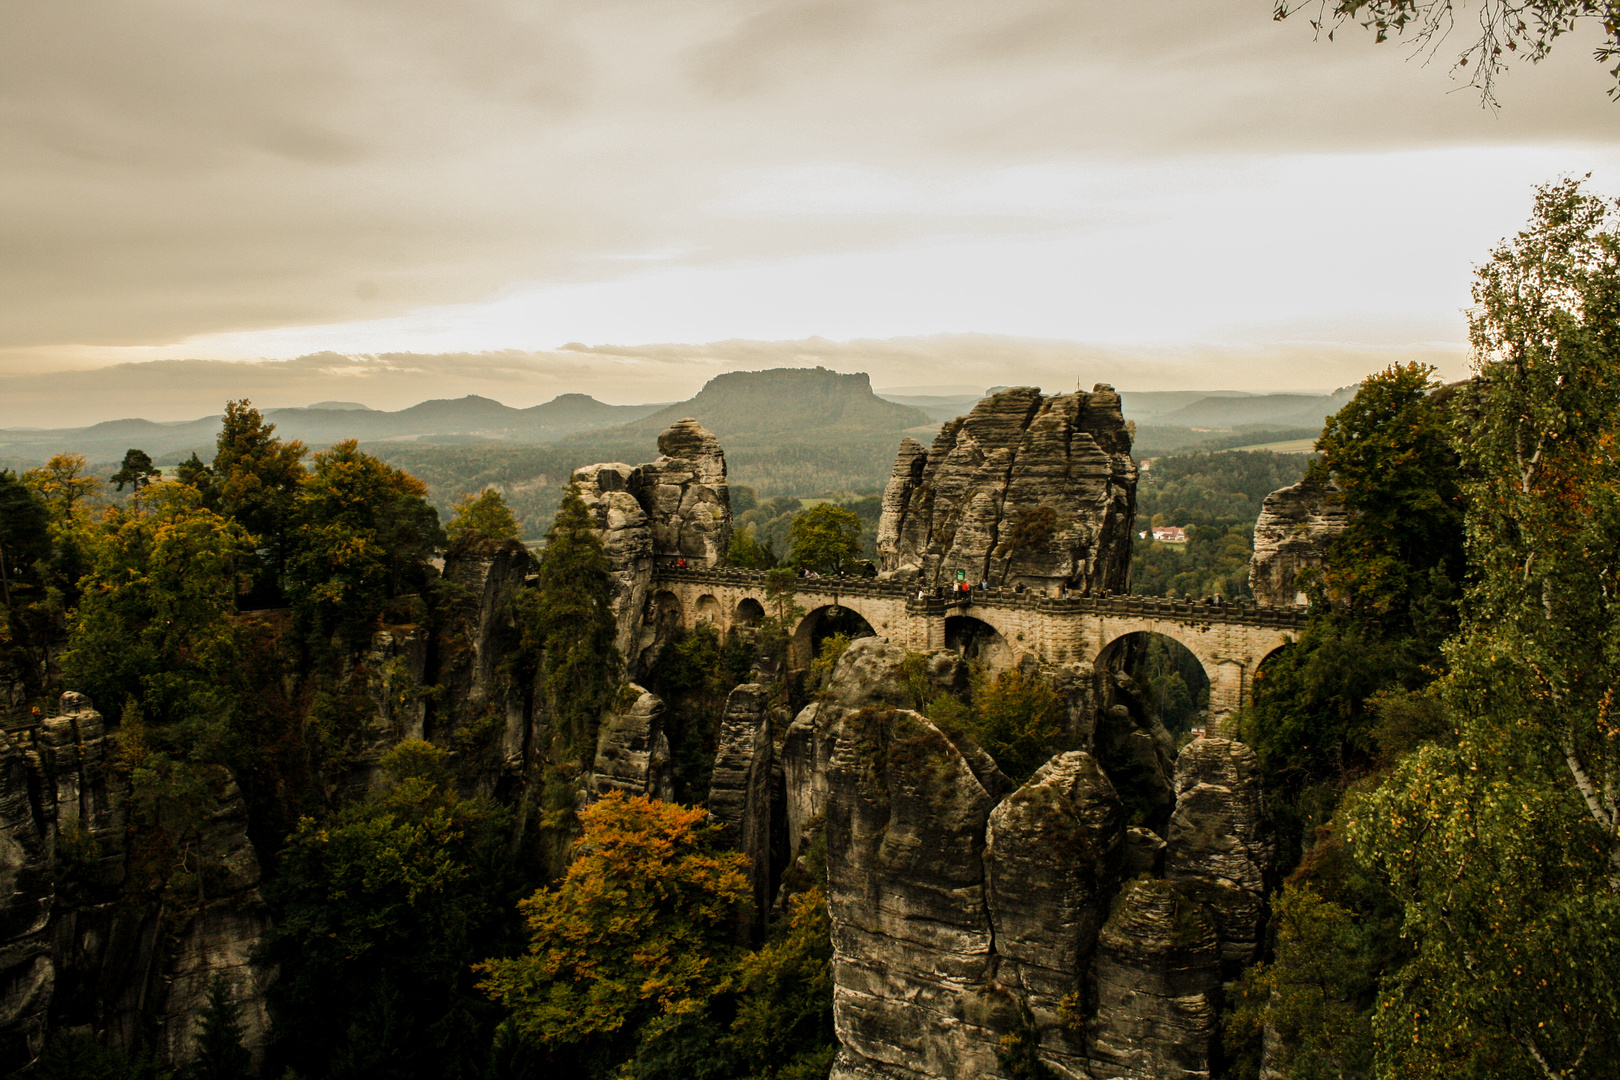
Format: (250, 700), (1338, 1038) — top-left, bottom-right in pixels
(476, 792), (751, 1072)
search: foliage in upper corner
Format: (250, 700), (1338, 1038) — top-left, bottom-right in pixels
(1272, 0), (1620, 104)
(446, 488), (522, 551)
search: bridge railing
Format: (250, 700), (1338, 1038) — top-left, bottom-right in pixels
(649, 565), (1308, 630)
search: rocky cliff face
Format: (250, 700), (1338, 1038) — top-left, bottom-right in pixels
(574, 419), (733, 666)
(0, 694), (272, 1074)
(1249, 475), (1348, 607)
(875, 385), (1137, 592)
(798, 639), (1274, 1080)
(587, 685), (675, 803)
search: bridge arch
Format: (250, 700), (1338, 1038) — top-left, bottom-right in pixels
(944, 614), (1013, 670)
(1097, 631), (1213, 738)
(694, 593), (723, 628)
(735, 597), (765, 626)
(791, 603), (879, 668)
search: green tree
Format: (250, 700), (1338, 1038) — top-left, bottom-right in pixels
(445, 488), (521, 549)
(111, 448), (160, 492)
(61, 483), (252, 731)
(726, 524), (778, 570)
(928, 666), (1069, 783)
(211, 400), (308, 575)
(285, 440), (443, 640)
(1272, 0), (1620, 103)
(189, 976), (250, 1080)
(722, 887), (837, 1080)
(0, 469), (50, 616)
(1338, 180), (1620, 1080)
(788, 504), (862, 575)
(476, 793), (751, 1077)
(516, 487), (621, 750)
(265, 740), (519, 1080)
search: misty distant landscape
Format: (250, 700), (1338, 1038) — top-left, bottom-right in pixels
(0, 366), (1342, 539)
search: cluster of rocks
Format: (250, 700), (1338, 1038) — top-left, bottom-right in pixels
(0, 694), (273, 1074)
(791, 639), (1275, 1080)
(1249, 474), (1348, 607)
(573, 418), (734, 663)
(875, 385), (1138, 593)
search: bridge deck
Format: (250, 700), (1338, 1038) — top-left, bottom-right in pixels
(649, 565), (1307, 631)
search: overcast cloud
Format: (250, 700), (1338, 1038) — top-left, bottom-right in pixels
(2, 0), (1617, 420)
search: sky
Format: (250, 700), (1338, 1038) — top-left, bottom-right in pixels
(3, 0), (1618, 425)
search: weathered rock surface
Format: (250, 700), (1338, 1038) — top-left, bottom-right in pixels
(708, 684), (774, 927)
(1249, 475), (1348, 607)
(439, 537), (532, 730)
(0, 694), (271, 1074)
(1165, 737), (1276, 976)
(574, 419), (733, 667)
(589, 685), (675, 803)
(985, 752), (1122, 1079)
(1086, 877), (1221, 1080)
(826, 705), (1004, 1080)
(875, 385), (1136, 592)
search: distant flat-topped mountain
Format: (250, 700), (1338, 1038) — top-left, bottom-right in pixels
(0, 393), (665, 463)
(598, 367), (930, 443)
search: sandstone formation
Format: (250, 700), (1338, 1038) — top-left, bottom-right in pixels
(1165, 737), (1276, 976)
(1086, 877), (1221, 1080)
(826, 705), (1004, 1080)
(708, 683), (774, 928)
(588, 685), (675, 803)
(984, 752), (1122, 1079)
(573, 419), (733, 666)
(1249, 474), (1348, 607)
(0, 694), (272, 1074)
(875, 385), (1137, 592)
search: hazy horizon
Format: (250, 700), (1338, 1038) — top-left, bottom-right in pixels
(5, 1), (1617, 422)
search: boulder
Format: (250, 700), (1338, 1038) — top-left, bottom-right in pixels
(589, 685), (675, 803)
(1086, 878), (1221, 1080)
(875, 386), (1136, 592)
(985, 752), (1123, 1079)
(1249, 475), (1348, 607)
(1164, 738), (1276, 976)
(708, 684), (774, 929)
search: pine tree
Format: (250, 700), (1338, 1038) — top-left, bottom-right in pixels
(190, 975), (250, 1080)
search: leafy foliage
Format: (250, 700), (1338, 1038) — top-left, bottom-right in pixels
(517, 487), (621, 750)
(788, 503), (864, 574)
(111, 448), (161, 492)
(265, 740), (519, 1080)
(929, 666), (1070, 783)
(1273, 0), (1620, 104)
(476, 793), (751, 1076)
(446, 488), (522, 550)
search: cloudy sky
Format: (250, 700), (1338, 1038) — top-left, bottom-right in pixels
(3, 0), (1617, 425)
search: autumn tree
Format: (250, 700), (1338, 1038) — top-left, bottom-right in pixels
(60, 482), (253, 731)
(788, 504), (863, 575)
(445, 488), (521, 550)
(476, 793), (751, 1077)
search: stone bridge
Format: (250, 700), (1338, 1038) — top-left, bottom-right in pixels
(648, 565), (1307, 729)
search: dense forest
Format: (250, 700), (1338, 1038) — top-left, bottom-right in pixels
(3, 179), (1619, 1079)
